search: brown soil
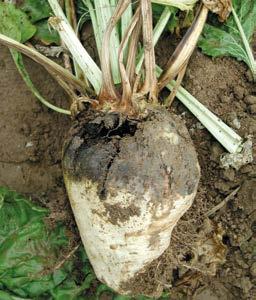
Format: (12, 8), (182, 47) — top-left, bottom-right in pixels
(0, 26), (256, 299)
(0, 45), (73, 227)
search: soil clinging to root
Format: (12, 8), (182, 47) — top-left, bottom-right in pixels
(62, 107), (200, 296)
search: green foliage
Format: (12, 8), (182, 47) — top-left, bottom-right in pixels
(17, 0), (52, 23)
(153, 4), (178, 30)
(76, 0), (92, 30)
(16, 0), (60, 45)
(152, 3), (194, 33)
(34, 20), (60, 45)
(0, 1), (59, 45)
(0, 187), (93, 299)
(0, 2), (36, 42)
(198, 0), (256, 68)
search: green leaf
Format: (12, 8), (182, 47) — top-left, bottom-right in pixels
(0, 2), (36, 42)
(15, 0), (60, 45)
(34, 20), (60, 45)
(198, 0), (256, 71)
(113, 296), (131, 300)
(153, 3), (178, 32)
(17, 0), (52, 23)
(199, 25), (249, 63)
(0, 290), (30, 300)
(152, 4), (194, 33)
(232, 0), (256, 40)
(76, 0), (92, 30)
(0, 187), (92, 299)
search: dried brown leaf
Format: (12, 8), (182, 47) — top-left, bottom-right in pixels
(203, 0), (232, 22)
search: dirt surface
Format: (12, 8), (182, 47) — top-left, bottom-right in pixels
(0, 26), (256, 299)
(0, 45), (73, 226)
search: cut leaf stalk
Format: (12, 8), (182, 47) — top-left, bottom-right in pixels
(121, 1), (133, 62)
(64, 0), (87, 85)
(118, 7), (141, 110)
(158, 5), (208, 91)
(48, 0), (102, 93)
(93, 0), (121, 83)
(82, 0), (102, 53)
(126, 5), (142, 87)
(136, 6), (172, 74)
(0, 33), (86, 93)
(139, 0), (158, 101)
(99, 0), (131, 102)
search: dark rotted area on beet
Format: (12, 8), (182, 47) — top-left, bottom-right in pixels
(0, 25), (256, 299)
(62, 110), (137, 185)
(62, 109), (138, 203)
(62, 107), (200, 221)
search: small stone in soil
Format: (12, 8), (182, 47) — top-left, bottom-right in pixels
(214, 180), (231, 193)
(234, 229), (253, 247)
(249, 104), (256, 114)
(210, 142), (224, 162)
(240, 165), (253, 174)
(235, 277), (253, 294)
(220, 95), (231, 103)
(226, 112), (241, 129)
(233, 86), (245, 100)
(250, 262), (256, 277)
(222, 169), (235, 181)
(244, 95), (256, 105)
(245, 70), (254, 82)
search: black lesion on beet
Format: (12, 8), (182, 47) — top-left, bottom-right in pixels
(63, 107), (200, 204)
(76, 141), (118, 181)
(99, 142), (121, 200)
(62, 108), (138, 199)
